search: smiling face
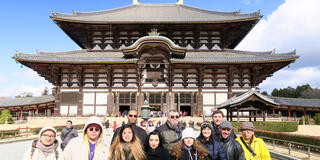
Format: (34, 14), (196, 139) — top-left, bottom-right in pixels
(201, 127), (212, 139)
(168, 111), (180, 126)
(127, 110), (138, 125)
(122, 127), (133, 143)
(241, 129), (255, 141)
(183, 137), (194, 148)
(40, 130), (56, 146)
(149, 134), (160, 150)
(219, 127), (232, 139)
(86, 126), (101, 142)
(212, 113), (224, 126)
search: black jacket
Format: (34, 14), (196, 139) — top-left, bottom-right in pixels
(211, 121), (237, 140)
(145, 147), (171, 160)
(111, 124), (147, 145)
(219, 135), (245, 160)
(155, 120), (182, 150)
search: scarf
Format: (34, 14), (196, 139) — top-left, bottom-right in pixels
(184, 145), (197, 160)
(36, 140), (56, 156)
(123, 143), (132, 159)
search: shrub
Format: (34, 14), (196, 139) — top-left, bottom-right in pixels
(314, 114), (320, 125)
(231, 121), (298, 132)
(305, 115), (310, 125)
(0, 109), (13, 124)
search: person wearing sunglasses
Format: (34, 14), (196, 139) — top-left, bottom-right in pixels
(64, 116), (109, 160)
(23, 126), (64, 160)
(155, 109), (183, 152)
(111, 109), (147, 145)
(109, 124), (146, 160)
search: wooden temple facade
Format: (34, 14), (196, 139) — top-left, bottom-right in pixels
(13, 1), (298, 116)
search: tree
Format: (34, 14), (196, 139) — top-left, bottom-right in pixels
(314, 114), (320, 125)
(42, 87), (49, 96)
(15, 92), (33, 98)
(300, 88), (320, 99)
(261, 91), (268, 96)
(0, 109), (13, 124)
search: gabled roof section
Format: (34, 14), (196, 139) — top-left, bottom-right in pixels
(218, 90), (279, 109)
(51, 3), (262, 24)
(13, 49), (298, 64)
(272, 97), (320, 108)
(0, 95), (55, 107)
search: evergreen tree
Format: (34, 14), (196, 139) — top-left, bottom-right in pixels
(0, 109), (13, 124)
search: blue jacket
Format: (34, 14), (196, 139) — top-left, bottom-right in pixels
(196, 137), (227, 160)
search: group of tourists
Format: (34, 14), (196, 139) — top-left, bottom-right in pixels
(23, 109), (271, 160)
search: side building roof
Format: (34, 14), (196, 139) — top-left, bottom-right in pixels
(51, 3), (261, 23)
(13, 49), (298, 64)
(272, 97), (320, 108)
(0, 95), (55, 108)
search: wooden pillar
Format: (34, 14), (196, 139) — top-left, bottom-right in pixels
(304, 108), (306, 117)
(35, 105), (39, 116)
(20, 108), (23, 120)
(116, 92), (120, 115)
(254, 111), (257, 122)
(272, 109), (275, 117)
(77, 87), (83, 116)
(177, 92), (180, 112)
(226, 109), (229, 121)
(249, 111), (252, 122)
(288, 107), (291, 121)
(237, 109), (240, 122)
(197, 92), (203, 116)
(53, 86), (61, 116)
(263, 110), (266, 122)
(230, 110), (233, 122)
(107, 92), (113, 116)
(168, 92), (175, 110)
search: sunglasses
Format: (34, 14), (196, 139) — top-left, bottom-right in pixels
(129, 115), (137, 118)
(170, 115), (180, 119)
(88, 127), (100, 132)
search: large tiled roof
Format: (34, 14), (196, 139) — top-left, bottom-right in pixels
(51, 3), (261, 23)
(13, 49), (298, 64)
(0, 95), (55, 107)
(218, 90), (278, 109)
(272, 97), (320, 108)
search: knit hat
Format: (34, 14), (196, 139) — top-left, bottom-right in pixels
(240, 122), (255, 131)
(182, 128), (196, 139)
(200, 121), (213, 131)
(38, 126), (57, 139)
(220, 120), (232, 129)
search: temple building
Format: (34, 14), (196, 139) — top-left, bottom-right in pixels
(13, 0), (298, 117)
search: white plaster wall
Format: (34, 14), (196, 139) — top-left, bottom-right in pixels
(83, 106), (94, 115)
(216, 93), (228, 105)
(69, 106), (78, 116)
(203, 106), (214, 116)
(60, 106), (68, 116)
(96, 106), (107, 115)
(203, 93), (215, 105)
(96, 93), (107, 105)
(83, 93), (95, 104)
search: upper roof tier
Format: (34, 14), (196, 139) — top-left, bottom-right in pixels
(51, 3), (261, 23)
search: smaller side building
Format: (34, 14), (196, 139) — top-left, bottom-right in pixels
(0, 96), (55, 120)
(218, 90), (320, 121)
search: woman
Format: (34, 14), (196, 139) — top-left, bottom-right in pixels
(171, 128), (209, 160)
(23, 126), (63, 160)
(144, 130), (171, 160)
(109, 124), (145, 160)
(197, 121), (227, 160)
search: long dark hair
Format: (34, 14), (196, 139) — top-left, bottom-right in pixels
(199, 127), (215, 143)
(144, 130), (164, 151)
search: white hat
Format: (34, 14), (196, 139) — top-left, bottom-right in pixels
(181, 128), (196, 139)
(38, 126), (57, 139)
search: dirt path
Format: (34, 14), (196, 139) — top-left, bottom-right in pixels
(291, 125), (320, 137)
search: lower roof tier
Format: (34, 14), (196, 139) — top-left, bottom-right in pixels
(13, 49), (298, 64)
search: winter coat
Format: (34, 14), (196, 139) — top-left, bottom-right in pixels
(219, 135), (245, 160)
(63, 116), (109, 160)
(156, 120), (182, 151)
(111, 124), (147, 145)
(23, 139), (63, 160)
(196, 137), (227, 160)
(173, 146), (210, 160)
(236, 135), (271, 160)
(145, 147), (171, 160)
(60, 126), (78, 150)
(211, 121), (237, 140)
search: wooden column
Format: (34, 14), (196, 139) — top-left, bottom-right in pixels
(249, 111), (252, 122)
(107, 92), (113, 116)
(254, 111), (257, 121)
(303, 107), (306, 117)
(227, 66), (234, 99)
(53, 86), (61, 116)
(77, 87), (83, 116)
(263, 109), (266, 122)
(230, 110), (233, 122)
(237, 109), (240, 122)
(288, 107), (291, 121)
(226, 109), (229, 121)
(35, 105), (39, 116)
(168, 92), (175, 110)
(197, 92), (203, 116)
(272, 109), (275, 117)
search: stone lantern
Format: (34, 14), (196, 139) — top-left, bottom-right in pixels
(140, 100), (151, 126)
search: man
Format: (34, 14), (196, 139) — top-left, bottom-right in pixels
(111, 109), (147, 145)
(64, 116), (109, 160)
(236, 122), (271, 160)
(218, 120), (245, 160)
(105, 120), (110, 129)
(60, 120), (78, 150)
(156, 110), (183, 151)
(211, 110), (237, 139)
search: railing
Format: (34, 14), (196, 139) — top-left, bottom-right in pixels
(259, 136), (320, 159)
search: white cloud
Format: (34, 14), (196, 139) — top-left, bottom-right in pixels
(12, 69), (46, 82)
(237, 0), (320, 59)
(259, 67), (320, 94)
(0, 74), (8, 82)
(0, 83), (53, 98)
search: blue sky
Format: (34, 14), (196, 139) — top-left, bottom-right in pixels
(1, 0), (319, 97)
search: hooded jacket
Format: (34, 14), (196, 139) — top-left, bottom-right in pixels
(63, 116), (109, 160)
(236, 135), (271, 160)
(23, 127), (64, 160)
